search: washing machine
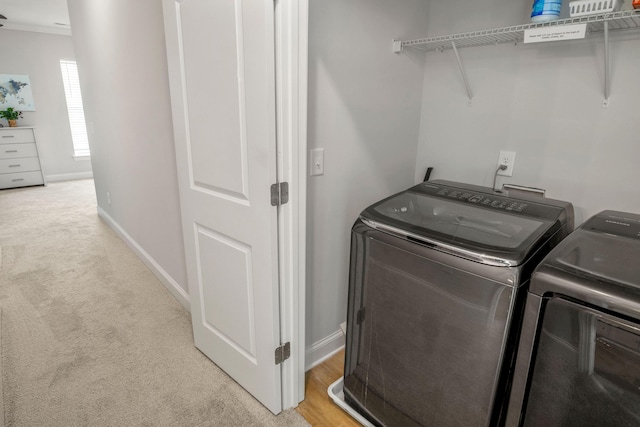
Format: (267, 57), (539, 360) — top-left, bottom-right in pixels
(343, 180), (574, 427)
(506, 210), (640, 426)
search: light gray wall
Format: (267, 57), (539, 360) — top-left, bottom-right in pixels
(62, 0), (433, 364)
(66, 0), (187, 294)
(306, 0), (429, 349)
(416, 1), (640, 225)
(0, 29), (92, 180)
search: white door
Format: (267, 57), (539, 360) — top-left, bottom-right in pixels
(163, 0), (285, 413)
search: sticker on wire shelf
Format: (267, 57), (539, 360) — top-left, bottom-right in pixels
(524, 23), (587, 43)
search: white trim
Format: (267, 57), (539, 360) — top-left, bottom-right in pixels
(296, 0), (309, 406)
(45, 171), (93, 182)
(73, 155), (91, 161)
(305, 330), (346, 371)
(275, 0), (309, 409)
(0, 23), (72, 36)
(97, 206), (191, 311)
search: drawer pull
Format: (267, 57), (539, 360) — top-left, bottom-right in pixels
(11, 178), (24, 182)
(2, 135), (14, 138)
(8, 164), (21, 168)
(5, 150), (18, 153)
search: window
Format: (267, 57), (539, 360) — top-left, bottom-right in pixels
(60, 60), (90, 157)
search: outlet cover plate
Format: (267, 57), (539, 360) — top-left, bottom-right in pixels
(497, 150), (516, 177)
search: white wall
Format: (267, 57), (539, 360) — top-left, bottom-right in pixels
(306, 0), (429, 363)
(0, 29), (92, 181)
(66, 0), (188, 302)
(416, 1), (640, 225)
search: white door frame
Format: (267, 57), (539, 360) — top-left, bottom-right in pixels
(161, 0), (308, 410)
(274, 0), (308, 407)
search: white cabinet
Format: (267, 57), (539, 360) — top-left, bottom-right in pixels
(0, 127), (45, 189)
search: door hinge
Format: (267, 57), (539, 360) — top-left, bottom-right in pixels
(275, 342), (291, 365)
(270, 182), (289, 206)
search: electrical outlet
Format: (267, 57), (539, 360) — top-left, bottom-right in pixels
(497, 151), (516, 177)
(106, 191), (111, 205)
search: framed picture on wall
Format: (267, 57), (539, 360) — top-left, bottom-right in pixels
(0, 74), (36, 111)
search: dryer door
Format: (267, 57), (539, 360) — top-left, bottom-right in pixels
(523, 298), (640, 426)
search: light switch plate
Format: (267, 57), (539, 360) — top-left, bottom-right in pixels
(310, 148), (324, 176)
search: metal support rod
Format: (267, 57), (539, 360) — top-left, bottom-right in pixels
(451, 41), (473, 100)
(604, 20), (610, 105)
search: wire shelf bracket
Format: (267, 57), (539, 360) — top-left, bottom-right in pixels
(451, 41), (473, 103)
(603, 20), (610, 108)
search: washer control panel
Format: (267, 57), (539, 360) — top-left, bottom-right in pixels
(420, 183), (529, 213)
(436, 188), (528, 212)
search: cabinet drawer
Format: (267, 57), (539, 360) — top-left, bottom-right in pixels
(0, 157), (41, 174)
(0, 128), (35, 144)
(0, 171), (44, 189)
(0, 143), (38, 159)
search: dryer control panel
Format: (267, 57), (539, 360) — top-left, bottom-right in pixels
(584, 211), (640, 241)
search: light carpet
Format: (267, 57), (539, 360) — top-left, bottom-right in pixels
(0, 180), (308, 427)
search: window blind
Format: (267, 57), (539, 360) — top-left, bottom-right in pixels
(60, 60), (90, 157)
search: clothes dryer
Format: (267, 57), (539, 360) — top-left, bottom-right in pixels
(506, 210), (640, 426)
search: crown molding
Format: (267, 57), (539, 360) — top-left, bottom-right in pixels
(1, 22), (71, 36)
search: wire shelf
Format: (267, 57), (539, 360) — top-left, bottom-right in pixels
(400, 9), (640, 52)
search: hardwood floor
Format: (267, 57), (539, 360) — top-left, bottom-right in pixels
(296, 349), (361, 427)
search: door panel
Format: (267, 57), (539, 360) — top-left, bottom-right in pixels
(196, 226), (256, 361)
(163, 0), (282, 414)
(181, 0), (246, 198)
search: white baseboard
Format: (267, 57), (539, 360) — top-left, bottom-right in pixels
(97, 206), (191, 312)
(305, 329), (345, 371)
(46, 171), (94, 182)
